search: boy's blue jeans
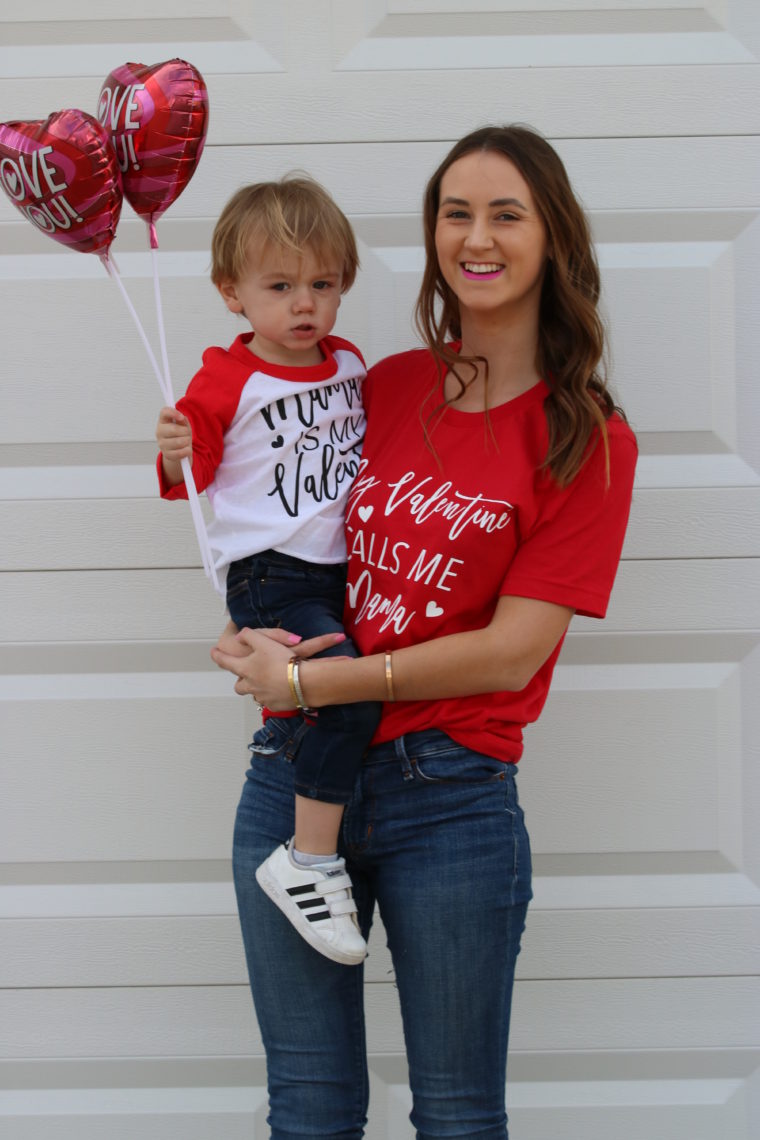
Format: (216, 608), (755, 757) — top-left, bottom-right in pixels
(226, 549), (381, 804)
(232, 719), (533, 1139)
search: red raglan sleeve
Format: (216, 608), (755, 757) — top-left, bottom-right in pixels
(156, 347), (249, 500)
(323, 335), (367, 372)
(501, 418), (638, 619)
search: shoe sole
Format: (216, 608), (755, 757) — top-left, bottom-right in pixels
(255, 861), (367, 966)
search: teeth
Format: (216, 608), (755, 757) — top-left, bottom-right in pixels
(463, 262), (502, 274)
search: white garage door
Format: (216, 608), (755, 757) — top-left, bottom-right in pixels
(1, 2), (758, 1137)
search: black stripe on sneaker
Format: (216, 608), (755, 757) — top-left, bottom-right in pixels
(306, 911), (331, 922)
(287, 883), (318, 896)
(296, 899), (323, 910)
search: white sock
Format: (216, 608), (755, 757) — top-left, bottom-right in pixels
(291, 845), (339, 867)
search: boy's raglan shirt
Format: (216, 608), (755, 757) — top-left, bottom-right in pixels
(344, 346), (638, 761)
(157, 332), (367, 588)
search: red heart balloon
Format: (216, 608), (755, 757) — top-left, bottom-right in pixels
(98, 59), (208, 233)
(0, 110), (122, 255)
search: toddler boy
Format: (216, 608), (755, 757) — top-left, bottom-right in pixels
(156, 176), (379, 965)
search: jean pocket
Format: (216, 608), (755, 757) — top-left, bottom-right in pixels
(411, 745), (510, 785)
(250, 720), (293, 756)
(226, 576), (253, 606)
(256, 557), (314, 586)
(248, 716), (303, 760)
(226, 577), (260, 631)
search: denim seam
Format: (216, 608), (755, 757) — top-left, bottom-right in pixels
(348, 964), (370, 1132)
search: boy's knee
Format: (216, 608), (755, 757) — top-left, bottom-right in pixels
(347, 699), (382, 740)
(315, 699), (380, 739)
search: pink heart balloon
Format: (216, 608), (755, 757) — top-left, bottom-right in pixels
(98, 58), (208, 237)
(0, 109), (122, 255)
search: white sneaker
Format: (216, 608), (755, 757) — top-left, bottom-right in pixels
(255, 841), (367, 966)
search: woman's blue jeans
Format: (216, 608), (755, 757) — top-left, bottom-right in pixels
(232, 719), (533, 1140)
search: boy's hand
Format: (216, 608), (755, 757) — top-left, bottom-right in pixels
(156, 406), (193, 463)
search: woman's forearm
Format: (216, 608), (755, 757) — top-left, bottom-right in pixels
(297, 595), (573, 708)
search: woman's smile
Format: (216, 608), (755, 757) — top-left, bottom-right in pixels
(461, 261), (505, 280)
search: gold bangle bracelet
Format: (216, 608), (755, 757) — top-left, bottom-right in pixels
(384, 651), (395, 702)
(287, 658), (300, 707)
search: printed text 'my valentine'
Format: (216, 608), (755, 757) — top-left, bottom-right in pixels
(384, 473), (514, 540)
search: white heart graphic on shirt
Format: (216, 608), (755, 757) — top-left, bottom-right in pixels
(358, 505), (374, 522)
(426, 601), (444, 618)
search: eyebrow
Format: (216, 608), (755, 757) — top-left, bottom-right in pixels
(440, 195), (528, 210)
(259, 269), (341, 280)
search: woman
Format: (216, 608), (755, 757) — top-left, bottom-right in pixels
(212, 124), (637, 1139)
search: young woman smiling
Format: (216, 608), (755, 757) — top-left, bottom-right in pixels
(212, 125), (637, 1140)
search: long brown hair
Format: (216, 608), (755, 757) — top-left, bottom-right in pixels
(415, 124), (625, 485)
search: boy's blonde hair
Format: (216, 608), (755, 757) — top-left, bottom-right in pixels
(210, 175), (358, 292)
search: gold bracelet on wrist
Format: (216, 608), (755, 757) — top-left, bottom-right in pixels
(384, 651), (395, 702)
(287, 657), (300, 707)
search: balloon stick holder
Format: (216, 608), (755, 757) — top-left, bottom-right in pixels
(99, 247), (221, 593)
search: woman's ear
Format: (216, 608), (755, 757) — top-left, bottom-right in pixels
(217, 278), (244, 314)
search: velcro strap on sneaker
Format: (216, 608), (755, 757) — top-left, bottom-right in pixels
(315, 874), (352, 896)
(327, 896), (358, 916)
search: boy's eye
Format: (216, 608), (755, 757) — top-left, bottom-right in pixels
(313, 280), (333, 291)
(271, 282), (289, 291)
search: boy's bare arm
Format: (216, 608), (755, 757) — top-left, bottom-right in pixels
(156, 406), (193, 487)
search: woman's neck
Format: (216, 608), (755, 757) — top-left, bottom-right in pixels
(446, 310), (542, 410)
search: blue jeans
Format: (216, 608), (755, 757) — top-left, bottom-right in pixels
(226, 550), (380, 803)
(233, 719), (532, 1139)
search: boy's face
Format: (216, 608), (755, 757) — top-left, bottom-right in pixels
(218, 242), (343, 367)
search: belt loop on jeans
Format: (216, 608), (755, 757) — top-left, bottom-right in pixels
(394, 735), (414, 781)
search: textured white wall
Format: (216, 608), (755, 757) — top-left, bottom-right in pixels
(1, 2), (759, 1137)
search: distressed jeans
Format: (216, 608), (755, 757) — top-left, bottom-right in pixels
(232, 720), (532, 1139)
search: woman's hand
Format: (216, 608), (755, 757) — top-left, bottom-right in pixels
(210, 625), (346, 710)
(215, 620), (248, 658)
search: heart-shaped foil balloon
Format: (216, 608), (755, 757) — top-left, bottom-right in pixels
(0, 110), (122, 255)
(98, 59), (208, 238)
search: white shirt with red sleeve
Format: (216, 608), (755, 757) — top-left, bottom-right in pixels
(344, 346), (638, 762)
(157, 332), (366, 592)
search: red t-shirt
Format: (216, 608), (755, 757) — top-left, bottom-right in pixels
(344, 347), (638, 761)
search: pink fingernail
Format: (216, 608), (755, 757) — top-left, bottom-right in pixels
(333, 633), (346, 642)
(288, 634), (302, 644)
